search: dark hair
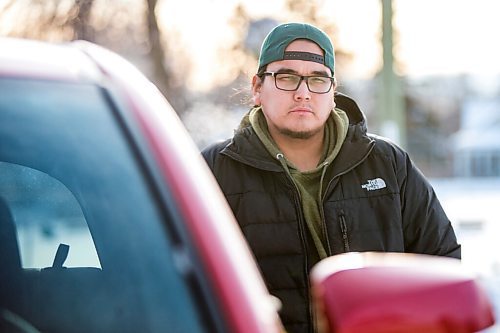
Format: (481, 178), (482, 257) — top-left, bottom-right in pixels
(257, 65), (267, 76)
(255, 65), (268, 85)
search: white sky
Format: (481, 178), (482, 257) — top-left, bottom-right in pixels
(158, 0), (500, 90)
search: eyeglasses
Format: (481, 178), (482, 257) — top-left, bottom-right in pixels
(260, 72), (334, 94)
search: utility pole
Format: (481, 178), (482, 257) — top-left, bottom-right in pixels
(378, 0), (406, 148)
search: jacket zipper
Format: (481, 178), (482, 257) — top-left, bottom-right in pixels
(339, 212), (350, 252)
(318, 205), (332, 256)
(288, 176), (316, 333)
(318, 163), (333, 257)
(276, 154), (310, 274)
(276, 154), (314, 332)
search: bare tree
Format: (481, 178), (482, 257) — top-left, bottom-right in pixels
(144, 0), (187, 113)
(71, 0), (95, 41)
(0, 0), (95, 41)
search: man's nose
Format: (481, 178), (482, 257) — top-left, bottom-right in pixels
(294, 79), (311, 100)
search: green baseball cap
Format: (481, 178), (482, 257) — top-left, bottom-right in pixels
(257, 22), (335, 75)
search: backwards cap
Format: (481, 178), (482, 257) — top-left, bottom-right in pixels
(257, 22), (335, 75)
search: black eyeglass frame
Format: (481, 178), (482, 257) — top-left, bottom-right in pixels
(258, 71), (335, 94)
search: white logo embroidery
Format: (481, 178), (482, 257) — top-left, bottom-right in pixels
(361, 178), (387, 191)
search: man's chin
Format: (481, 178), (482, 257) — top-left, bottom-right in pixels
(278, 127), (319, 140)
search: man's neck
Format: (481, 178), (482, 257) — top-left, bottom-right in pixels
(272, 132), (325, 172)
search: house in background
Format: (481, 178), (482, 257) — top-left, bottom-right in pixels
(452, 95), (500, 178)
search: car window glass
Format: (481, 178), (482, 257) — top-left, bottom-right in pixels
(0, 162), (100, 269)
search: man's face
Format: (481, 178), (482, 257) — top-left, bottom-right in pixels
(252, 39), (335, 141)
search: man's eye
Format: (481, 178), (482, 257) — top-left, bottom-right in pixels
(310, 77), (328, 84)
(277, 74), (298, 82)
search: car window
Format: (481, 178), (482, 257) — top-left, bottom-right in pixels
(0, 162), (100, 269)
(0, 78), (209, 333)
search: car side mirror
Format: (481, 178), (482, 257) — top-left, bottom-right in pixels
(311, 252), (495, 333)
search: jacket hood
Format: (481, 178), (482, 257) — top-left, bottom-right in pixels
(334, 92), (368, 141)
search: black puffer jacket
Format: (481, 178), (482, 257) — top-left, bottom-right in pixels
(202, 93), (461, 333)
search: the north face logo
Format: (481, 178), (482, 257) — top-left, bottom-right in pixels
(361, 178), (386, 191)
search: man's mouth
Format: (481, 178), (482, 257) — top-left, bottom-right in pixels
(289, 107), (313, 114)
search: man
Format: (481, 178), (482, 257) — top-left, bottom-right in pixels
(202, 22), (460, 333)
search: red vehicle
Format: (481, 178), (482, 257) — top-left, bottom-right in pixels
(0, 37), (495, 333)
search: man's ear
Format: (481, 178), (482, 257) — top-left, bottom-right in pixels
(251, 75), (262, 106)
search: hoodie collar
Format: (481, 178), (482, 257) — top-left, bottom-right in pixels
(248, 106), (348, 173)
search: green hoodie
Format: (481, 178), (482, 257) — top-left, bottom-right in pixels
(247, 107), (349, 259)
